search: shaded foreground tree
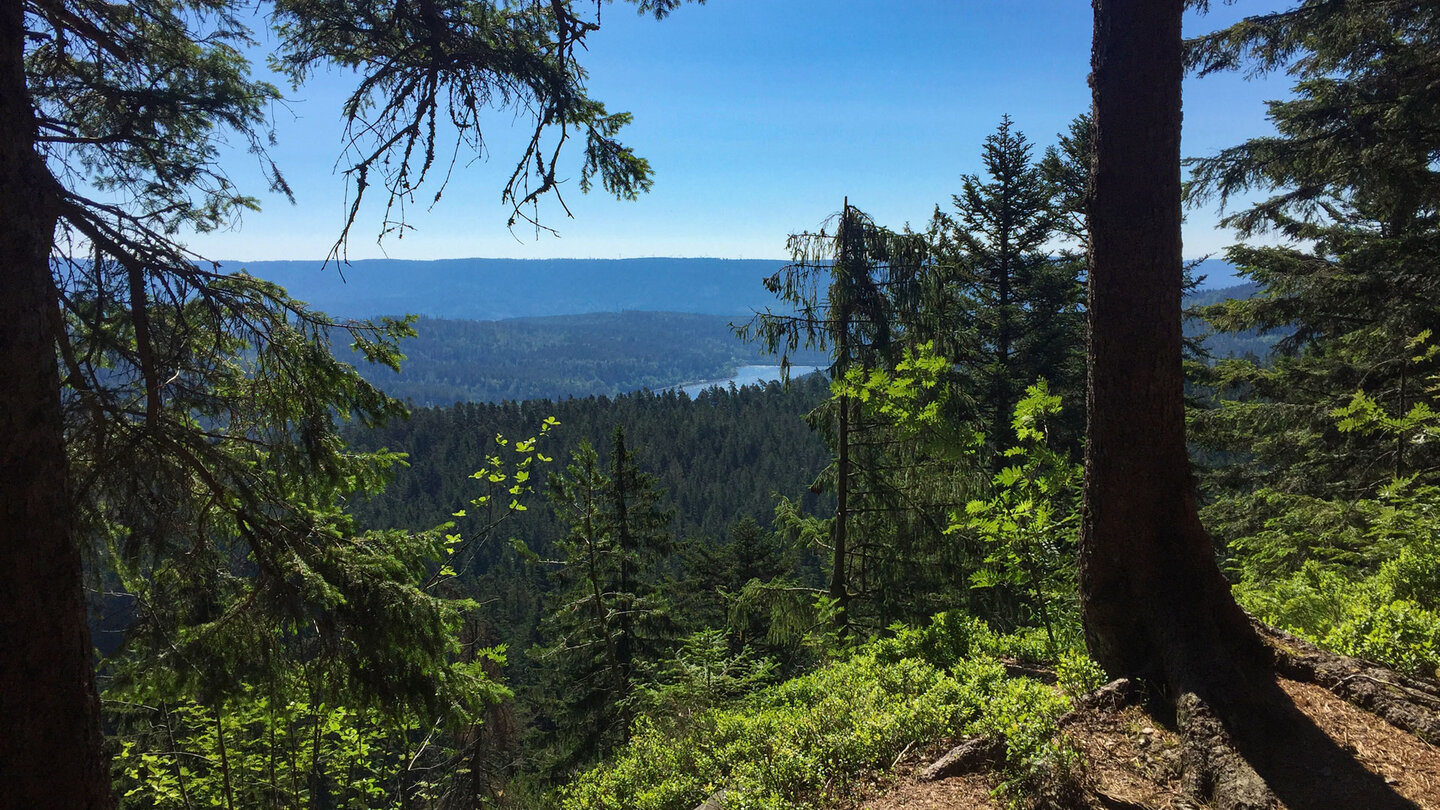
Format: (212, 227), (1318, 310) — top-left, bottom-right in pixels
(1080, 0), (1269, 704)
(1, 1), (692, 807)
(1080, 1), (1437, 806)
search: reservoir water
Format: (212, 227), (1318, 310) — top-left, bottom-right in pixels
(676, 364), (823, 398)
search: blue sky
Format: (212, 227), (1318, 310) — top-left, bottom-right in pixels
(192, 1), (1291, 262)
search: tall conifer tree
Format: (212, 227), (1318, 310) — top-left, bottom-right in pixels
(1187, 1), (1440, 541)
(933, 117), (1086, 457)
(2, 0), (689, 802)
(532, 428), (674, 773)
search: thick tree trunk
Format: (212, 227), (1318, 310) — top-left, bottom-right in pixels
(1079, 0), (1268, 699)
(0, 4), (112, 808)
(1077, 15), (1427, 803)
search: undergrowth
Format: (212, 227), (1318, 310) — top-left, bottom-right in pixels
(561, 613), (1092, 810)
(1232, 481), (1440, 681)
(1238, 557), (1440, 681)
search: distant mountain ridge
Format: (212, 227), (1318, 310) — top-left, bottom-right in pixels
(225, 257), (790, 320)
(227, 256), (1245, 322)
(231, 257), (1268, 405)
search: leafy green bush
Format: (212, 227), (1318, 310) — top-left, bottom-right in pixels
(1056, 650), (1107, 700)
(975, 623), (1082, 666)
(1225, 371), (1440, 681)
(561, 615), (1073, 810)
(114, 685), (416, 809)
(872, 611), (990, 670)
(1235, 561), (1355, 640)
(1237, 559), (1440, 680)
(1324, 600), (1440, 679)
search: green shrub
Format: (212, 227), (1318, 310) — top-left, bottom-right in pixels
(561, 615), (1073, 810)
(1237, 560), (1440, 680)
(1055, 650), (1107, 699)
(1323, 600), (1440, 679)
(873, 611), (990, 669)
(1234, 561), (1356, 640)
(1375, 545), (1440, 606)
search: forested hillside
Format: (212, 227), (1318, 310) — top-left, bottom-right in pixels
(347, 375), (833, 543)
(343, 377), (835, 725)
(332, 289), (1266, 409)
(1184, 281), (1284, 360)
(339, 312), (828, 406)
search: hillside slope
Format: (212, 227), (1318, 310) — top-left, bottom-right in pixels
(341, 311), (826, 406)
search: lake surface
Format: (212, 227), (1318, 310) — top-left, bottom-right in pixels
(676, 364), (823, 397)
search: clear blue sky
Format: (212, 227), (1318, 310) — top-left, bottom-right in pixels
(190, 1), (1290, 262)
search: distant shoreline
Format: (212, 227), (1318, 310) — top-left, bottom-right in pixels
(675, 364), (824, 397)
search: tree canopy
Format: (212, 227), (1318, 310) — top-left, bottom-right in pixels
(3, 0), (694, 804)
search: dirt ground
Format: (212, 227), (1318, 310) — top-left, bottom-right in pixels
(850, 678), (1440, 810)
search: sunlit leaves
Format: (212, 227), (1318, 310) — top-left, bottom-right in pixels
(952, 382), (1078, 655)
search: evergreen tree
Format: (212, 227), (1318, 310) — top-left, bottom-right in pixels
(1081, 0), (1270, 708)
(673, 516), (794, 645)
(532, 440), (622, 771)
(605, 425), (675, 728)
(1186, 0), (1440, 544)
(1040, 113), (1093, 252)
(531, 429), (675, 774)
(932, 117), (1087, 457)
(737, 202), (929, 635)
(2, 0), (688, 801)
(1077, 6), (1439, 804)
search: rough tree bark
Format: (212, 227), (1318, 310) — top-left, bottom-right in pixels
(0, 3), (112, 807)
(1079, 0), (1270, 702)
(1078, 5), (1427, 807)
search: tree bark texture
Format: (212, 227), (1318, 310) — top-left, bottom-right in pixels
(1079, 0), (1268, 699)
(0, 3), (112, 807)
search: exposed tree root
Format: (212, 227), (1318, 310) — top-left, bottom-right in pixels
(914, 632), (1440, 810)
(1052, 663), (1428, 810)
(1058, 679), (1277, 809)
(1089, 787), (1162, 810)
(1257, 621), (1440, 745)
(1175, 692), (1276, 809)
(918, 737), (1005, 782)
(1064, 678), (1141, 717)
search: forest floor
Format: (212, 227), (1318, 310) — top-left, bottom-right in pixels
(845, 677), (1440, 810)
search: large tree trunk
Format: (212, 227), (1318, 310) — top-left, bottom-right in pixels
(1071, 12), (1430, 807)
(1079, 0), (1268, 700)
(0, 4), (112, 808)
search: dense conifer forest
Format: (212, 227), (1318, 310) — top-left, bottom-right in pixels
(7, 1), (1440, 809)
(334, 312), (828, 406)
(327, 287), (1269, 410)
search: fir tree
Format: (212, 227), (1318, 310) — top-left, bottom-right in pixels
(736, 202), (929, 635)
(932, 117), (1086, 458)
(1040, 113), (1093, 252)
(1186, 0), (1440, 544)
(2, 0), (689, 800)
(531, 428), (675, 774)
